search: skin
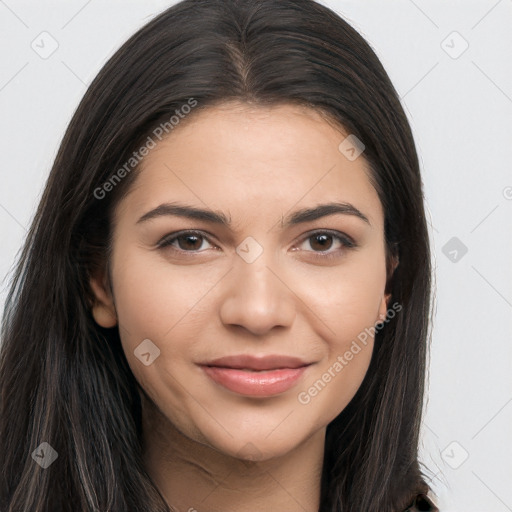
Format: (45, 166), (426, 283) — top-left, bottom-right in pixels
(90, 102), (391, 512)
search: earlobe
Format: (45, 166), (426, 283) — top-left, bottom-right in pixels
(89, 273), (118, 328)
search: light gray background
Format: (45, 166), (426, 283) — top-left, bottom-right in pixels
(1, 1), (511, 510)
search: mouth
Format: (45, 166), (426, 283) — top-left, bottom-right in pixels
(198, 354), (313, 397)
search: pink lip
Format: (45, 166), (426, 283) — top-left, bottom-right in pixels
(198, 354), (312, 397)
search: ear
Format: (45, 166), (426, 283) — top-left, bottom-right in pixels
(376, 251), (399, 324)
(89, 269), (117, 328)
(384, 250), (399, 295)
(376, 293), (390, 324)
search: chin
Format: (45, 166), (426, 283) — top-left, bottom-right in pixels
(194, 421), (317, 463)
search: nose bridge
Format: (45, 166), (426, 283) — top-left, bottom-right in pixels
(218, 235), (296, 334)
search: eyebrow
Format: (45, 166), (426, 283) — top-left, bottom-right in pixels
(136, 201), (370, 228)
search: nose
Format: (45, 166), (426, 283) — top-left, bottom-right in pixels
(218, 249), (296, 336)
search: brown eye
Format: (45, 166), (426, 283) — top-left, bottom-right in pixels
(158, 231), (215, 252)
(175, 234), (204, 251)
(295, 230), (356, 260)
(309, 233), (334, 251)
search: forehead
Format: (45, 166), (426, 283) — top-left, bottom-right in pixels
(115, 102), (383, 230)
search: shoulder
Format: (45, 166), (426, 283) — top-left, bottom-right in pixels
(402, 492), (439, 512)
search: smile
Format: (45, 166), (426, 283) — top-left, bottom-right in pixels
(198, 354), (313, 397)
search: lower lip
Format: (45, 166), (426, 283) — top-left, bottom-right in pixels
(200, 365), (309, 397)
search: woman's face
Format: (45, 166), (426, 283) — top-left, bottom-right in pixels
(91, 102), (389, 461)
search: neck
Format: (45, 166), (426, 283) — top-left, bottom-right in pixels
(141, 396), (324, 512)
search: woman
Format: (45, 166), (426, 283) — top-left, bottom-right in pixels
(0, 0), (438, 510)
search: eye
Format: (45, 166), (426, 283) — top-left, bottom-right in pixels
(293, 230), (356, 260)
(157, 230), (217, 253)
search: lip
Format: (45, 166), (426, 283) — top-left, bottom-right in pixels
(198, 354), (312, 397)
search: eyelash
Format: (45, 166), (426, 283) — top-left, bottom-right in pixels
(156, 229), (356, 261)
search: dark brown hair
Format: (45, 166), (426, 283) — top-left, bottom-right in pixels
(1, 1), (433, 510)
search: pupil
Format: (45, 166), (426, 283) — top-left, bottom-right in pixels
(179, 235), (201, 250)
(311, 234), (332, 251)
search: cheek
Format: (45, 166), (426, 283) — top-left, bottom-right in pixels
(111, 247), (223, 342)
(110, 249), (220, 437)
(108, 248), (203, 384)
(294, 342), (373, 436)
(298, 247), (387, 348)
(291, 249), (386, 423)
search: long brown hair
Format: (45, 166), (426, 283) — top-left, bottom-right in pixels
(1, 1), (433, 510)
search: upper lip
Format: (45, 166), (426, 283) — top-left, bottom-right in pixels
(200, 354), (312, 371)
